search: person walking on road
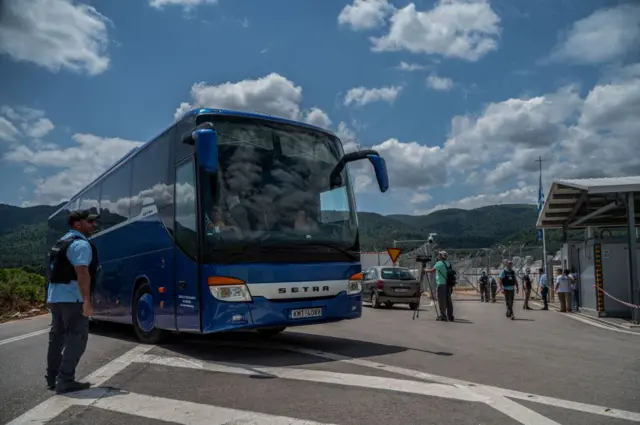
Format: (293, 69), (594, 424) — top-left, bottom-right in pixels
(522, 268), (533, 310)
(45, 209), (99, 394)
(538, 268), (549, 310)
(488, 272), (497, 303)
(499, 260), (519, 320)
(555, 269), (573, 313)
(426, 251), (454, 321)
(479, 270), (490, 302)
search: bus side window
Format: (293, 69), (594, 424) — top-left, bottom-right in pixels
(174, 158), (198, 259)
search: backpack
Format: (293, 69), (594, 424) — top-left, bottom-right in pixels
(444, 261), (457, 287)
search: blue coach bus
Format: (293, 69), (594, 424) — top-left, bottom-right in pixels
(46, 108), (389, 343)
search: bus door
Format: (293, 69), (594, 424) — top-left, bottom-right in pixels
(173, 157), (202, 332)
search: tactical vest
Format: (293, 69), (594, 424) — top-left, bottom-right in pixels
(48, 235), (98, 287)
(502, 268), (516, 287)
(479, 275), (488, 285)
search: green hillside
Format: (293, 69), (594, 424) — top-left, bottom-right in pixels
(0, 202), (550, 275)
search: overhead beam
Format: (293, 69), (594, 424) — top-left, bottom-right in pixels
(552, 193), (582, 200)
(569, 200), (622, 228)
(565, 192), (588, 225)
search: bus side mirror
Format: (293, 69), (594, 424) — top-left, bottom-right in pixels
(366, 154), (389, 193)
(192, 124), (218, 173)
(329, 149), (389, 193)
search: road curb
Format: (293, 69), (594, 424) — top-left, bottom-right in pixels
(530, 301), (640, 333)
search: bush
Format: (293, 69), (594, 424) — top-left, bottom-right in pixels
(0, 268), (46, 313)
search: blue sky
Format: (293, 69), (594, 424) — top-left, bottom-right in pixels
(0, 0), (639, 215)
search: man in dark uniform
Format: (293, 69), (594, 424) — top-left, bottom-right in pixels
(499, 260), (519, 320)
(522, 268), (533, 310)
(45, 209), (99, 394)
(478, 270), (490, 302)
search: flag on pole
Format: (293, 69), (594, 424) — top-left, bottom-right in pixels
(537, 171), (544, 241)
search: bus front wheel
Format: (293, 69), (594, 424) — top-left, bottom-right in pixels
(133, 283), (167, 344)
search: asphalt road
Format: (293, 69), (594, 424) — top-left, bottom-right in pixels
(1, 299), (639, 425)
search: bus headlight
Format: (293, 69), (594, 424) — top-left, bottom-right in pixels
(347, 273), (363, 295)
(207, 276), (252, 302)
(209, 285), (252, 302)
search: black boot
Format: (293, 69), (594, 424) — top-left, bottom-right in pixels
(55, 381), (91, 394)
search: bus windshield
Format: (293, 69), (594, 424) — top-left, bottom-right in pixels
(198, 114), (359, 263)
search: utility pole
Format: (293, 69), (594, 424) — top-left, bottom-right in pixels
(535, 156), (549, 278)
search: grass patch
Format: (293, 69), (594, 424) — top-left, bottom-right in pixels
(0, 268), (48, 323)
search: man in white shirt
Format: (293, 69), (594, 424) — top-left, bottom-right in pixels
(554, 269), (573, 312)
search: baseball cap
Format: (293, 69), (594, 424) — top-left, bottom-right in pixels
(68, 209), (100, 226)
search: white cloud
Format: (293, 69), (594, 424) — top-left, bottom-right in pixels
(444, 85), (583, 173)
(426, 186), (537, 213)
(304, 107), (332, 129)
(338, 0), (394, 31)
(0, 118), (20, 143)
(438, 62), (640, 211)
(0, 106), (56, 141)
(344, 85), (402, 106)
(370, 0), (501, 61)
(25, 118), (55, 139)
(149, 0), (218, 11)
(4, 132), (142, 205)
(174, 73), (304, 121)
(426, 74), (453, 91)
(546, 3), (640, 65)
(396, 61), (428, 71)
(0, 0), (111, 75)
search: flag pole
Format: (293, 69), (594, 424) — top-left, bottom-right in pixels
(536, 156), (548, 277)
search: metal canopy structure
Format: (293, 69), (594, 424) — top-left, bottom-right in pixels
(536, 176), (640, 324)
(536, 177), (640, 229)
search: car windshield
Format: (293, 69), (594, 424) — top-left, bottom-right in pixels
(199, 114), (358, 257)
(381, 268), (415, 280)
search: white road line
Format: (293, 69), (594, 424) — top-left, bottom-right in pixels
(220, 340), (640, 423)
(0, 329), (48, 347)
(473, 386), (562, 425)
(530, 302), (640, 336)
(135, 354), (490, 403)
(95, 391), (337, 425)
(6, 344), (154, 425)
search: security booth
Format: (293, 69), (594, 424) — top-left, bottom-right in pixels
(536, 177), (640, 323)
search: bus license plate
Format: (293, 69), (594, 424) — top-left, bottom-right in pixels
(290, 307), (323, 319)
(395, 288), (409, 292)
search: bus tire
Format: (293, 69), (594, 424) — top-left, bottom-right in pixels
(257, 327), (286, 336)
(133, 283), (167, 344)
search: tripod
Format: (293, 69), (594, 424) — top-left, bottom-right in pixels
(413, 256), (440, 320)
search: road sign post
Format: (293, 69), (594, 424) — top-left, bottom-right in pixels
(387, 247), (402, 266)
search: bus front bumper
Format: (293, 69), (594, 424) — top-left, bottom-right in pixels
(201, 292), (363, 333)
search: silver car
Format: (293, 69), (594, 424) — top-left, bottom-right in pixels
(361, 266), (421, 310)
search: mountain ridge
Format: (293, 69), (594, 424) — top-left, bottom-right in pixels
(0, 202), (546, 275)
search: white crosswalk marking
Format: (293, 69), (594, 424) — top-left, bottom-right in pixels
(6, 342), (640, 425)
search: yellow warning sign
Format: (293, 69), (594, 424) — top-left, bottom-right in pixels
(387, 247), (402, 263)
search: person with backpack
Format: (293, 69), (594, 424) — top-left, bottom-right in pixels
(499, 260), (519, 320)
(426, 250), (455, 321)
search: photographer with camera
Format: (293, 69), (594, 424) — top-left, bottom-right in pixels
(425, 250), (455, 322)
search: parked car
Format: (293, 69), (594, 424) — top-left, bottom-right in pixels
(361, 266), (421, 310)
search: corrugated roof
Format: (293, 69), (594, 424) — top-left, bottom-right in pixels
(536, 176), (640, 229)
(556, 176), (640, 194)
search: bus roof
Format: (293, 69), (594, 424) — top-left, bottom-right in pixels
(180, 108), (336, 136)
(49, 108), (338, 220)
